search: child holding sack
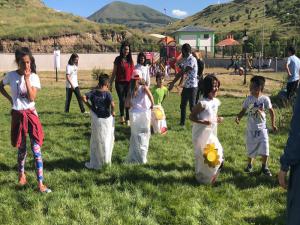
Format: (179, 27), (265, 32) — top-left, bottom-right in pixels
(82, 74), (115, 170)
(125, 73), (154, 164)
(151, 72), (168, 134)
(189, 75), (224, 184)
(236, 76), (277, 176)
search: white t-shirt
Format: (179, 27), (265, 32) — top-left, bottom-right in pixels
(66, 64), (79, 88)
(287, 55), (300, 82)
(130, 86), (151, 113)
(3, 71), (41, 110)
(242, 95), (272, 130)
(197, 98), (221, 123)
(135, 64), (150, 86)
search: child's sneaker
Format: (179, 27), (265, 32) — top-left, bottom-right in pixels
(261, 167), (272, 177)
(18, 173), (27, 186)
(244, 164), (253, 173)
(38, 184), (52, 193)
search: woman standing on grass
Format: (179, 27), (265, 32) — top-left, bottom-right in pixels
(110, 41), (134, 125)
(0, 47), (51, 193)
(65, 53), (86, 113)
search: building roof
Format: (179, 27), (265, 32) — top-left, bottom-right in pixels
(216, 35), (240, 47)
(174, 25), (214, 33)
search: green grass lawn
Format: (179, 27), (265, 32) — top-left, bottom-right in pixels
(0, 75), (289, 225)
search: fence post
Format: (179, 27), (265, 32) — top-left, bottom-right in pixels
(275, 57), (278, 72)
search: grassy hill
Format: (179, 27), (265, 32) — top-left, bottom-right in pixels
(162, 0), (299, 40)
(0, 0), (126, 40)
(0, 0), (159, 53)
(88, 1), (177, 30)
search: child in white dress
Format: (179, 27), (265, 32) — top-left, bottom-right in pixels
(125, 74), (154, 163)
(189, 75), (224, 184)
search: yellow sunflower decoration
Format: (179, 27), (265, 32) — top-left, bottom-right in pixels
(203, 143), (221, 168)
(153, 108), (164, 120)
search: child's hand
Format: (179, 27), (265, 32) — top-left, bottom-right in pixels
(235, 117), (240, 124)
(278, 170), (288, 189)
(217, 117), (224, 123)
(201, 120), (211, 126)
(24, 64), (31, 80)
(272, 125), (278, 132)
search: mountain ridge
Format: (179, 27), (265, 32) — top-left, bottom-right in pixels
(88, 1), (177, 30)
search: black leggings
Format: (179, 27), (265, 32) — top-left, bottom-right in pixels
(65, 87), (85, 113)
(115, 81), (130, 121)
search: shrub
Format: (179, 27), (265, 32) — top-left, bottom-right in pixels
(91, 68), (107, 80)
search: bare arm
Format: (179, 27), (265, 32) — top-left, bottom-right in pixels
(0, 80), (13, 105)
(168, 66), (192, 91)
(82, 95), (92, 110)
(111, 100), (115, 117)
(110, 64), (117, 91)
(144, 86), (154, 108)
(189, 103), (210, 125)
(269, 108), (278, 131)
(236, 108), (247, 124)
(66, 74), (75, 89)
(286, 63), (291, 77)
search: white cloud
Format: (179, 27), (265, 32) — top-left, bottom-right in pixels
(172, 9), (188, 18)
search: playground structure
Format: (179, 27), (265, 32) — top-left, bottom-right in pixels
(147, 35), (182, 75)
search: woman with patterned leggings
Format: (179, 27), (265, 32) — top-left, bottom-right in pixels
(0, 47), (51, 193)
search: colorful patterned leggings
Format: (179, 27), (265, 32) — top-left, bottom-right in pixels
(18, 134), (44, 183)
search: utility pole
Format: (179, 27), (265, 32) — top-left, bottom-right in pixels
(243, 30), (248, 85)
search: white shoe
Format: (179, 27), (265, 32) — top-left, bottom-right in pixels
(126, 120), (130, 127)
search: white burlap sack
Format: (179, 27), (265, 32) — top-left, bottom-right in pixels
(151, 105), (167, 134)
(192, 123), (223, 184)
(85, 112), (115, 170)
(127, 110), (151, 164)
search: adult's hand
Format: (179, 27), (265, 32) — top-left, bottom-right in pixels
(278, 170), (288, 189)
(168, 82), (174, 91)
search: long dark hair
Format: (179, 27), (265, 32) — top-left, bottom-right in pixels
(117, 41), (133, 65)
(137, 52), (146, 66)
(203, 74), (220, 98)
(68, 53), (79, 65)
(15, 47), (36, 73)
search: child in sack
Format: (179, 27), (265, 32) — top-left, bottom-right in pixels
(82, 74), (115, 170)
(151, 72), (168, 134)
(189, 75), (224, 184)
(125, 73), (154, 164)
(236, 75), (277, 176)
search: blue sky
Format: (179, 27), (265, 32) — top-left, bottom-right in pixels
(43, 0), (231, 18)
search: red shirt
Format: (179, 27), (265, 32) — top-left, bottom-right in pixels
(114, 56), (134, 82)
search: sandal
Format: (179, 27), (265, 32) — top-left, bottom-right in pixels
(38, 184), (52, 193)
(18, 173), (27, 186)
